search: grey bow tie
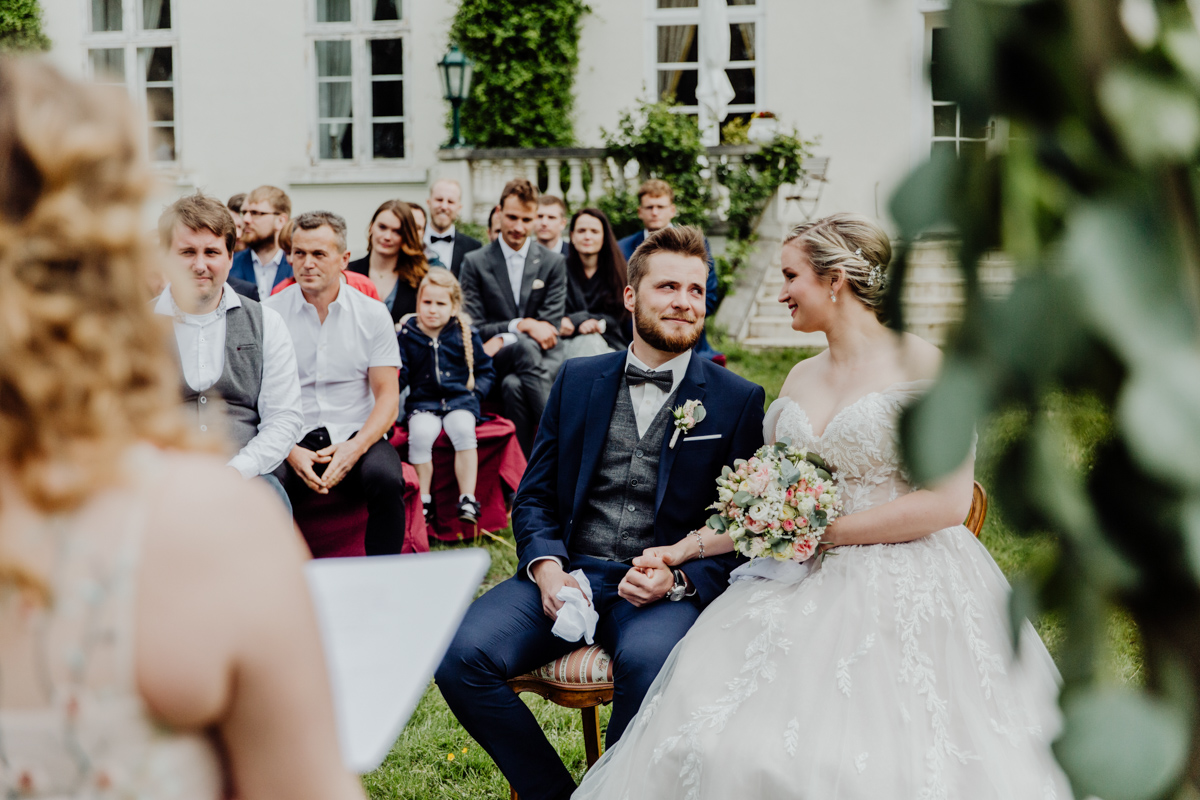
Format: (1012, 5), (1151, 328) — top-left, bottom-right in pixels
(625, 364), (673, 391)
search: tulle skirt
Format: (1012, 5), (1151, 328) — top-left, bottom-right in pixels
(573, 526), (1072, 800)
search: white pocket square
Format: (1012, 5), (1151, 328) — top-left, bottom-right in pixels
(531, 278), (545, 290)
(683, 434), (722, 442)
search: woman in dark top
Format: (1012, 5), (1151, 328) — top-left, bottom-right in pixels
(560, 207), (630, 352)
(347, 199), (430, 323)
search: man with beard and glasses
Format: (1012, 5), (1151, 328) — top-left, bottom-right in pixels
(230, 185), (293, 300)
(436, 226), (765, 800)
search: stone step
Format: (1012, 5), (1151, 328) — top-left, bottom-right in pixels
(741, 332), (829, 350)
(748, 315), (809, 340)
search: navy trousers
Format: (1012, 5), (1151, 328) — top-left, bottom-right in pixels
(435, 556), (701, 800)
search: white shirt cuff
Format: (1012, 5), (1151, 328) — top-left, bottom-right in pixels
(527, 555), (566, 581)
(227, 454), (257, 480)
(500, 332), (518, 347)
(507, 319), (522, 335)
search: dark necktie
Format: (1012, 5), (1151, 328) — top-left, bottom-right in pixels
(430, 235), (453, 244)
(625, 364), (673, 392)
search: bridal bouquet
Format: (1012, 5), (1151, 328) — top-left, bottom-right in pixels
(706, 439), (842, 562)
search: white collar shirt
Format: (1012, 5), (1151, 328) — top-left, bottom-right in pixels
(424, 223), (456, 268)
(498, 235), (531, 310)
(545, 237), (564, 255)
(264, 279), (402, 445)
(625, 347), (692, 438)
(250, 247), (284, 300)
(155, 285), (304, 479)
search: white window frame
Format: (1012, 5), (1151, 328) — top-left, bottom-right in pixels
(79, 0), (180, 168)
(643, 0), (766, 127)
(305, 0), (410, 169)
(916, 7), (997, 165)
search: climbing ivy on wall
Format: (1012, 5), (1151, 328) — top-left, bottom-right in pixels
(0, 0), (50, 52)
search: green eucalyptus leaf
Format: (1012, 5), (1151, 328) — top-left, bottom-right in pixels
(692, 404), (706, 423)
(888, 147), (955, 240)
(775, 437), (792, 449)
(1007, 576), (1039, 654)
(1098, 66), (1200, 164)
(707, 514), (727, 532)
(721, 465), (733, 479)
(899, 357), (989, 485)
(805, 453), (827, 469)
(1118, 353), (1200, 490)
(815, 468), (832, 481)
(732, 491), (753, 508)
(1164, 27), (1200, 89)
(1054, 688), (1189, 800)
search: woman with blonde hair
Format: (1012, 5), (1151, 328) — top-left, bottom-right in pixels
(0, 58), (362, 800)
(348, 199), (432, 322)
(573, 212), (1069, 800)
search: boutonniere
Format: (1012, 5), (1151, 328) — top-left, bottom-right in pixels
(669, 399), (706, 448)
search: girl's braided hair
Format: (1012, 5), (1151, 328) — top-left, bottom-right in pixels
(416, 267), (475, 391)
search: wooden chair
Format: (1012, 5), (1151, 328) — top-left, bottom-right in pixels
(506, 481), (990, 798)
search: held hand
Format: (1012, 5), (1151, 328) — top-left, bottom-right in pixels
(618, 558), (675, 608)
(577, 318), (602, 335)
(531, 559), (583, 620)
(632, 541), (689, 570)
(483, 336), (505, 357)
(287, 446), (330, 494)
(519, 318), (559, 350)
(559, 316), (576, 336)
(315, 439), (364, 489)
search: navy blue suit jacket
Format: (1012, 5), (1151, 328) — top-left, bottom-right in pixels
(512, 351), (765, 607)
(229, 248), (293, 291)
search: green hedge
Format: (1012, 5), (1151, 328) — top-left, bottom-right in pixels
(0, 0), (50, 52)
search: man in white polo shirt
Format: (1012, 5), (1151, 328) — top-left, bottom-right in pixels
(266, 210), (410, 555)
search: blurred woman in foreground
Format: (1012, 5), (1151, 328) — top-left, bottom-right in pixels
(0, 58), (363, 800)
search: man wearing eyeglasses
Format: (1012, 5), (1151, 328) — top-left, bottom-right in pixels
(230, 185), (294, 300)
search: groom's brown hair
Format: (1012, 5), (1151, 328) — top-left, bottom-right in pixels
(627, 225), (709, 292)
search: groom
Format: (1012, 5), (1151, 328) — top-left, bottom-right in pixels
(436, 226), (765, 800)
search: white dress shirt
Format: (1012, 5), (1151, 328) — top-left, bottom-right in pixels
(155, 286), (304, 479)
(251, 247), (284, 301)
(425, 223), (456, 268)
(265, 279), (402, 445)
(498, 235), (532, 346)
(527, 345), (693, 579)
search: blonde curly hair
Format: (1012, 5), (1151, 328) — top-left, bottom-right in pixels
(0, 57), (199, 515)
(784, 213), (893, 321)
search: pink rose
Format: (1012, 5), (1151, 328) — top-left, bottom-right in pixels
(798, 517), (808, 527)
(793, 538), (816, 562)
(683, 414), (695, 427)
(785, 488), (794, 500)
(782, 519), (795, 531)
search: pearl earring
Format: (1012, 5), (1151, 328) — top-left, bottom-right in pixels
(830, 291), (837, 303)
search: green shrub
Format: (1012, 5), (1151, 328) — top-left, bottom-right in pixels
(0, 0), (49, 52)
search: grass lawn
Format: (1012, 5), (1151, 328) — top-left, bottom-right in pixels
(362, 336), (1141, 799)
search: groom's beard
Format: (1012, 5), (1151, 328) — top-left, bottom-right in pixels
(634, 299), (703, 354)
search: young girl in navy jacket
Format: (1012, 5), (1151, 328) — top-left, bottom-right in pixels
(397, 268), (495, 522)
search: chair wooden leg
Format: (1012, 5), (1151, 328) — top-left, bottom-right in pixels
(510, 786), (518, 800)
(581, 705), (603, 769)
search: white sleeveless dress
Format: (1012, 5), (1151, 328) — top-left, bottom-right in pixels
(573, 381), (1072, 800)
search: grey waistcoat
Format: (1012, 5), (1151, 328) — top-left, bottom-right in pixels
(180, 299), (264, 452)
(570, 377), (679, 562)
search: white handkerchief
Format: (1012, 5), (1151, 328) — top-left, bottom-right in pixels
(532, 278), (545, 290)
(729, 557), (813, 586)
(551, 569), (599, 645)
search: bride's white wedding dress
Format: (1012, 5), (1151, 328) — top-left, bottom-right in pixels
(574, 381), (1072, 800)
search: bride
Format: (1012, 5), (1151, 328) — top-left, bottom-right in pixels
(573, 213), (1071, 799)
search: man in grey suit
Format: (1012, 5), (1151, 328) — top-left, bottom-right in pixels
(460, 178), (568, 456)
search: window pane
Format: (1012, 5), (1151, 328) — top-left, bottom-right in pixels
(658, 25), (698, 63)
(371, 39), (403, 75)
(143, 0), (170, 29)
(930, 27), (951, 102)
(373, 122), (404, 158)
(728, 0), (755, 4)
(727, 67), (755, 105)
(91, 0), (122, 31)
(316, 41), (352, 76)
(89, 49), (125, 83)
(374, 0), (400, 20)
(147, 87), (174, 121)
(730, 23), (755, 61)
(931, 140), (956, 160)
(149, 126), (175, 162)
(141, 47), (173, 83)
(320, 123), (353, 159)
(658, 0), (698, 6)
(319, 81), (353, 118)
(317, 0), (352, 22)
(960, 139), (987, 164)
(658, 69), (698, 105)
(933, 104), (956, 137)
(962, 117), (990, 140)
(372, 80), (403, 117)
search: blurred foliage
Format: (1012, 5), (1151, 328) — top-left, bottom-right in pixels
(713, 236), (756, 298)
(720, 115), (752, 145)
(893, 0), (1200, 796)
(716, 131), (812, 241)
(450, 0), (589, 148)
(0, 0), (48, 52)
(455, 219), (488, 245)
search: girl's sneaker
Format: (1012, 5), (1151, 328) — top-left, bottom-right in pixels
(457, 496), (481, 524)
(423, 498), (434, 520)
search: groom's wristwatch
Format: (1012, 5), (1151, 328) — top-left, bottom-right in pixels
(665, 569), (688, 602)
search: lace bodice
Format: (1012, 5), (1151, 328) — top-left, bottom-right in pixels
(0, 448), (223, 799)
(765, 380), (933, 516)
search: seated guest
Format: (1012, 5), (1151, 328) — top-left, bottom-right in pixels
(398, 268), (494, 523)
(267, 211), (409, 555)
(487, 205), (501, 243)
(425, 178), (483, 277)
(272, 220), (380, 301)
(560, 207), (630, 357)
(407, 202), (447, 268)
(231, 185), (293, 299)
(459, 179), (567, 457)
(347, 200), (430, 322)
(226, 192), (247, 252)
(223, 203), (259, 299)
(617, 179), (721, 358)
(154, 193), (303, 511)
(535, 195), (569, 256)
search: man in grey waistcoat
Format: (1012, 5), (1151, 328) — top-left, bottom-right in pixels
(155, 193), (303, 511)
(437, 226), (766, 800)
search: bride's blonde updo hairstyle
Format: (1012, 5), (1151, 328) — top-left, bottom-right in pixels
(0, 57), (197, 514)
(784, 213), (893, 321)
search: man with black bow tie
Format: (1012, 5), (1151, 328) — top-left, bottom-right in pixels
(437, 226), (765, 800)
(425, 178), (482, 276)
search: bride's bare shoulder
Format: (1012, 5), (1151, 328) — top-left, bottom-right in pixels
(778, 352), (828, 399)
(897, 332), (943, 381)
